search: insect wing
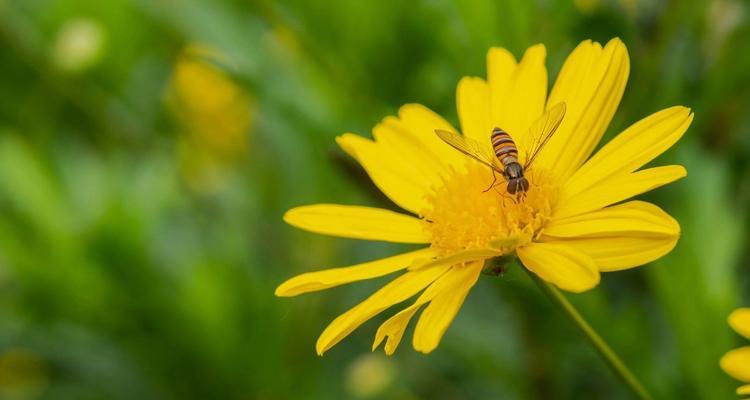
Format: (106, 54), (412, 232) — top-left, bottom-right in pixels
(523, 102), (566, 170)
(435, 129), (503, 173)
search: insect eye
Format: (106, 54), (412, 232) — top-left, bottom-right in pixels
(507, 180), (518, 194)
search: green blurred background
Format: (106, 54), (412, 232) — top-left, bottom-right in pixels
(0, 0), (747, 399)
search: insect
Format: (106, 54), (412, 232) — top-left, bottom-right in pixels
(435, 102), (566, 195)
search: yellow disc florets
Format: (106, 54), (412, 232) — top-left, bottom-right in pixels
(422, 163), (558, 256)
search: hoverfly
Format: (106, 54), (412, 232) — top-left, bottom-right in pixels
(435, 102), (566, 195)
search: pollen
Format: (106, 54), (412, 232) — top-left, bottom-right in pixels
(422, 163), (559, 256)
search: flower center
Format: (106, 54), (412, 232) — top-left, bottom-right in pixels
(422, 163), (558, 256)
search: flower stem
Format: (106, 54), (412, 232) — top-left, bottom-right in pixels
(525, 270), (653, 400)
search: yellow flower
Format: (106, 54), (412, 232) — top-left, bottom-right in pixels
(277, 38), (692, 355)
(169, 44), (253, 192)
(721, 308), (750, 395)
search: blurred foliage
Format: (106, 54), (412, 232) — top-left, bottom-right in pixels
(0, 0), (747, 399)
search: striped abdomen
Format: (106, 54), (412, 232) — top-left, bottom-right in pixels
(491, 127), (529, 194)
(491, 127), (519, 167)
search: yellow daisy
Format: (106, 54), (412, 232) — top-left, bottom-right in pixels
(277, 38), (692, 355)
(721, 308), (750, 396)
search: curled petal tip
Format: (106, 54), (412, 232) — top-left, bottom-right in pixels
(274, 281), (296, 297)
(565, 277), (601, 294)
(372, 333), (385, 352)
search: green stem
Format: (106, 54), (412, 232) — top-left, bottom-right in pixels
(525, 269), (653, 400)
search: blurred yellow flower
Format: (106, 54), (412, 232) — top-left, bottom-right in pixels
(277, 38), (691, 355)
(573, 0), (600, 14)
(52, 18), (106, 73)
(169, 44), (253, 192)
(346, 354), (395, 398)
(721, 308), (750, 395)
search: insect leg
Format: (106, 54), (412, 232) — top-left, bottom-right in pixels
(500, 192), (514, 208)
(493, 184), (504, 197)
(483, 170), (499, 193)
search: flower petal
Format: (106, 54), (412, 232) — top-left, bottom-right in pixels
(488, 44), (548, 151)
(336, 133), (431, 214)
(372, 263), (474, 355)
(456, 77), (491, 146)
(729, 308), (750, 340)
(316, 264), (450, 355)
(275, 248), (437, 297)
(563, 106), (693, 197)
(554, 165), (687, 219)
(517, 242), (600, 293)
(391, 104), (467, 169)
(487, 47), (516, 107)
(738, 384), (750, 395)
(412, 262), (483, 353)
(720, 346), (750, 382)
(544, 201), (679, 271)
(545, 201), (679, 238)
(544, 236), (678, 272)
(537, 38), (629, 180)
(408, 248), (500, 270)
(284, 204), (429, 243)
(372, 304), (420, 355)
(372, 118), (450, 185)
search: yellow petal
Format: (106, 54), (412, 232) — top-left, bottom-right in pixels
(488, 44), (548, 151)
(564, 106), (693, 196)
(537, 38), (630, 180)
(336, 133), (431, 214)
(545, 201), (679, 238)
(336, 132), (363, 160)
(456, 77), (491, 146)
(373, 264), (468, 355)
(738, 384), (750, 395)
(372, 305), (420, 356)
(284, 204), (429, 243)
(412, 262), (483, 353)
(275, 248), (437, 297)
(487, 47), (516, 115)
(316, 264), (450, 355)
(517, 242), (600, 293)
(545, 236), (678, 272)
(544, 201), (679, 271)
(729, 308), (750, 340)
(372, 252), (497, 354)
(392, 104), (467, 169)
(408, 248), (500, 270)
(554, 165), (687, 220)
(721, 346), (750, 382)
(372, 118), (449, 186)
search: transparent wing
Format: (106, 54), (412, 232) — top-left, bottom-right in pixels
(523, 102), (566, 170)
(435, 129), (503, 173)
